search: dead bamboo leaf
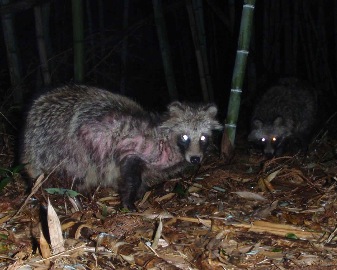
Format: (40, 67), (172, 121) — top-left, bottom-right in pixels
(47, 198), (65, 254)
(187, 183), (202, 193)
(259, 169), (282, 192)
(11, 174), (45, 219)
(176, 216), (212, 227)
(266, 169), (281, 182)
(152, 218), (163, 249)
(130, 210), (173, 220)
(138, 190), (152, 207)
(39, 228), (51, 264)
(232, 191), (267, 201)
(253, 200), (279, 218)
(0, 214), (12, 225)
(154, 192), (176, 203)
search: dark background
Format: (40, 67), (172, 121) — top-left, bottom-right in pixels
(0, 0), (336, 127)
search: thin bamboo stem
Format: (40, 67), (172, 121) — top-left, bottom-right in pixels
(34, 4), (51, 86)
(152, 0), (178, 101)
(72, 0), (85, 83)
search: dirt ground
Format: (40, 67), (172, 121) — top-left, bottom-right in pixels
(1, 128), (337, 269)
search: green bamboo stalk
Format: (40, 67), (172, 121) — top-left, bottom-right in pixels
(152, 0), (178, 101)
(0, 0), (22, 104)
(222, 0), (255, 158)
(72, 0), (84, 83)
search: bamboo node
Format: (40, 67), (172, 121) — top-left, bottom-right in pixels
(225, 123), (237, 128)
(237, 50), (249, 54)
(243, 4), (255, 9)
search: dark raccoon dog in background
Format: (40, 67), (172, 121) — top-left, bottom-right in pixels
(248, 78), (317, 158)
(21, 85), (222, 210)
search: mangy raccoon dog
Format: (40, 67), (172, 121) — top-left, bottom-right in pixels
(21, 85), (222, 210)
(248, 78), (317, 158)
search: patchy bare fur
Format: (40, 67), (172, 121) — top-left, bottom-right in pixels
(22, 85), (222, 209)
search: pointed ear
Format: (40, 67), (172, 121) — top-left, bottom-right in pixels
(252, 119), (263, 129)
(167, 101), (185, 117)
(203, 104), (222, 130)
(204, 104), (218, 118)
(273, 116), (283, 127)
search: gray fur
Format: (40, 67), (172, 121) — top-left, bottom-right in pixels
(248, 78), (317, 157)
(22, 85), (222, 209)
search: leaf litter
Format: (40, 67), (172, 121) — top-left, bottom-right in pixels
(1, 133), (337, 269)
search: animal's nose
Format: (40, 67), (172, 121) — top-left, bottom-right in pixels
(190, 156), (201, 164)
(264, 152), (274, 159)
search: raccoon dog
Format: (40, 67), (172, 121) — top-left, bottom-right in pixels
(248, 78), (316, 157)
(21, 85), (222, 210)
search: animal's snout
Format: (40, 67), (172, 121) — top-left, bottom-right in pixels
(264, 143), (275, 158)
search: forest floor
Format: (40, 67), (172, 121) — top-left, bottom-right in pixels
(1, 129), (337, 269)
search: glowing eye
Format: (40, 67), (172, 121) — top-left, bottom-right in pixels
(200, 135), (206, 141)
(181, 134), (189, 142)
(272, 137), (277, 142)
(261, 138), (266, 142)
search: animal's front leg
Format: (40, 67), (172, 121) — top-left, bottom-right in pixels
(118, 156), (143, 211)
